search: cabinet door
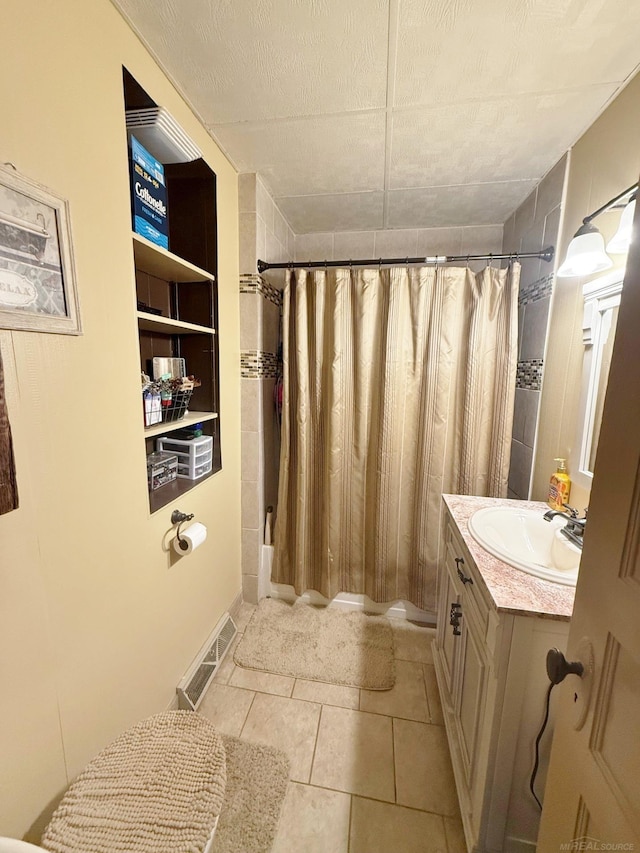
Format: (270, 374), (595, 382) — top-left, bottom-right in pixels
(436, 562), (461, 708)
(455, 608), (489, 795)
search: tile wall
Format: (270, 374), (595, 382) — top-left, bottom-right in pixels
(294, 224), (504, 270)
(502, 155), (567, 499)
(239, 174), (293, 602)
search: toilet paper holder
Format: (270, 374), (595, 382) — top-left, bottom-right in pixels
(171, 510), (194, 546)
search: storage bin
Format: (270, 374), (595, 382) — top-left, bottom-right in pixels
(157, 435), (213, 480)
(147, 451), (178, 491)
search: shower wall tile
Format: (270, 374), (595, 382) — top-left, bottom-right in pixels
(520, 296), (551, 361)
(256, 177), (275, 236)
(508, 439), (533, 500)
(242, 378), (262, 432)
(263, 299), (281, 356)
(239, 173), (257, 214)
(241, 430), (262, 482)
(242, 479), (263, 530)
(535, 158), (567, 226)
(373, 228), (418, 259)
(242, 528), (260, 576)
(416, 226), (463, 256)
(240, 291), (261, 350)
(333, 230), (376, 260)
(543, 204), (561, 251)
(240, 212), (258, 274)
(295, 232), (335, 262)
(458, 225), (503, 257)
(242, 574), (259, 605)
(515, 190), (537, 238)
(513, 388), (540, 448)
(502, 213), (516, 257)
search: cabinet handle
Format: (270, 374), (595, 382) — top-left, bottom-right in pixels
(450, 602), (462, 635)
(455, 557), (473, 585)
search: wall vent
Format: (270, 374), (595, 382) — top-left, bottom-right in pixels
(176, 612), (237, 711)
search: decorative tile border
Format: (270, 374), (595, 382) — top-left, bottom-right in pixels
(519, 273), (554, 306)
(240, 273), (283, 307)
(516, 359), (544, 391)
(241, 350), (280, 379)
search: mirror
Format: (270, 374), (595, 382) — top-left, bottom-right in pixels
(576, 271), (623, 482)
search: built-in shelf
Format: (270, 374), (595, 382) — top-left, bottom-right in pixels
(136, 311), (215, 336)
(149, 468), (216, 514)
(144, 411), (218, 439)
(133, 232), (213, 282)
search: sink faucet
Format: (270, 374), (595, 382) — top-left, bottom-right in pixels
(543, 506), (587, 549)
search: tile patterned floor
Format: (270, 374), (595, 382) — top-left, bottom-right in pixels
(198, 602), (465, 853)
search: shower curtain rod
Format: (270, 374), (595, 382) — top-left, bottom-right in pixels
(257, 246), (554, 273)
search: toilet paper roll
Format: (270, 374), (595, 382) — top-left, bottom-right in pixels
(173, 521), (207, 556)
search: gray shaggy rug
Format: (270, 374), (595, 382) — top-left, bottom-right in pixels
(234, 598), (395, 690)
(212, 736), (289, 853)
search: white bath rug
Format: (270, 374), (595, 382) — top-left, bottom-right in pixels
(234, 598), (395, 690)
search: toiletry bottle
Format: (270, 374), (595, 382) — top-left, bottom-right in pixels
(548, 458), (571, 511)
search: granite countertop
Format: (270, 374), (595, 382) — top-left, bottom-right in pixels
(442, 494), (575, 621)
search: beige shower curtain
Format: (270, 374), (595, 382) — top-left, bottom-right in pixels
(273, 263), (519, 612)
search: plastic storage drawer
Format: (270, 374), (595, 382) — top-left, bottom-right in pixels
(156, 435), (213, 480)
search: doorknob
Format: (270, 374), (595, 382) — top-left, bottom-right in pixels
(546, 648), (584, 684)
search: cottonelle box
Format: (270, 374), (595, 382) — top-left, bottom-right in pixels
(129, 135), (169, 249)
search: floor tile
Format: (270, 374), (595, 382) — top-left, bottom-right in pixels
(360, 660), (428, 722)
(311, 705), (395, 802)
(350, 796), (448, 853)
(390, 619), (436, 664)
(230, 665), (294, 697)
(234, 602), (256, 632)
(394, 719), (458, 816)
(240, 692), (321, 783)
(444, 816), (467, 852)
(271, 782), (351, 853)
(197, 683), (255, 737)
(424, 663), (444, 725)
(293, 679), (360, 710)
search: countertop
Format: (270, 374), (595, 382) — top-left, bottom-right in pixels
(442, 494), (575, 621)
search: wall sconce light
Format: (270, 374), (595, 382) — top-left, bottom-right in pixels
(557, 183), (638, 278)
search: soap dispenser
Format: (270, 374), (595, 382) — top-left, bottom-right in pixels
(548, 458), (571, 511)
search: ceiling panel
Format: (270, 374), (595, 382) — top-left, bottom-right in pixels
(210, 111), (387, 196)
(111, 0), (640, 235)
(395, 0), (640, 108)
(277, 192), (385, 233)
(389, 85), (616, 189)
(387, 182), (537, 229)
(114, 0), (389, 123)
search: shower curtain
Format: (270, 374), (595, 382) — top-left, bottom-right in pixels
(272, 263), (519, 612)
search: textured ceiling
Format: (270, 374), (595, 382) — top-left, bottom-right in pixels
(112, 0), (640, 234)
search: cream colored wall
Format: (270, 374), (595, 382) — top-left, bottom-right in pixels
(532, 73), (640, 509)
(0, 0), (240, 839)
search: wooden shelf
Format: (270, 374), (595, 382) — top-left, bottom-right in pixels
(137, 311), (215, 336)
(133, 233), (214, 282)
(144, 411), (218, 439)
(149, 468), (216, 513)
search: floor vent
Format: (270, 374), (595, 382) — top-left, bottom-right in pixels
(177, 612), (237, 711)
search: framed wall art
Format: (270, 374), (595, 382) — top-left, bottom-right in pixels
(0, 165), (81, 335)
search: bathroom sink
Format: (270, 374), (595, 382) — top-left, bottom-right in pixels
(467, 506), (580, 586)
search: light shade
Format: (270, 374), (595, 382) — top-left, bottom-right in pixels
(557, 223), (613, 278)
(606, 197), (636, 254)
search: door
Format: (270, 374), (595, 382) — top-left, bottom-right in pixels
(537, 200), (640, 847)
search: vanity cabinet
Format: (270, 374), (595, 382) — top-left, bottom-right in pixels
(434, 498), (572, 852)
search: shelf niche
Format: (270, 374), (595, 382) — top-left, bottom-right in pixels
(124, 67), (222, 512)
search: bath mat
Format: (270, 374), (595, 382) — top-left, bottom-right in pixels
(211, 736), (290, 853)
(234, 598), (395, 689)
